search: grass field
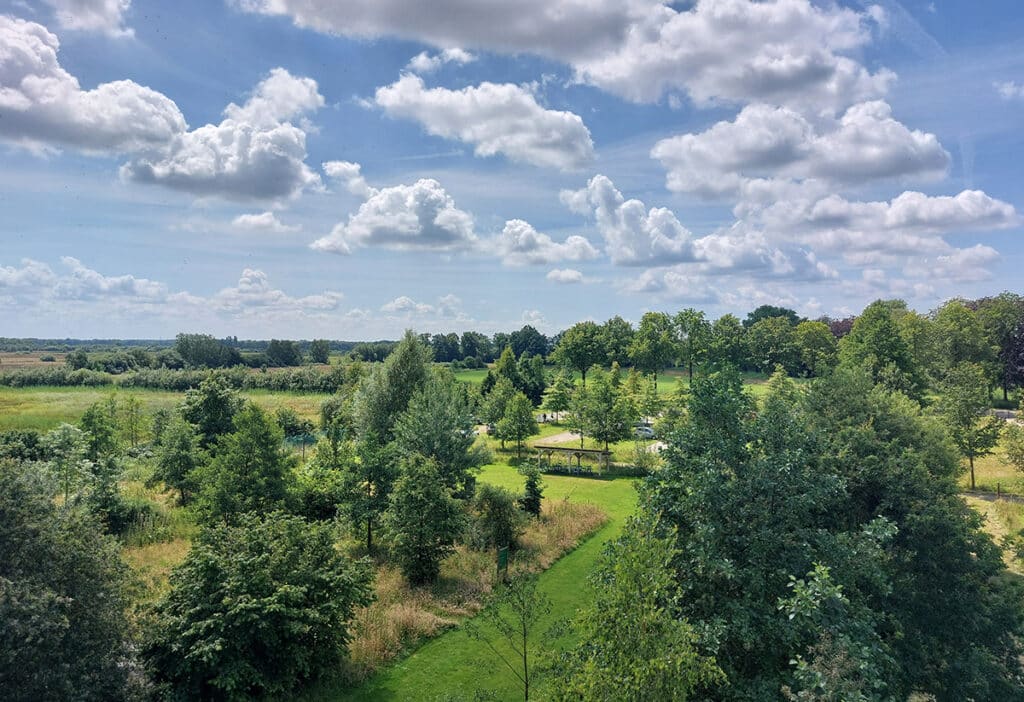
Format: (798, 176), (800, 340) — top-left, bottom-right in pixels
(453, 366), (783, 398)
(0, 351), (66, 369)
(957, 431), (1024, 495)
(0, 386), (327, 432)
(308, 465), (640, 701)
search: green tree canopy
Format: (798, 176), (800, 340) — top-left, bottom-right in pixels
(145, 512), (373, 700)
(496, 391), (538, 458)
(1, 462), (131, 702)
(552, 321), (604, 387)
(193, 404), (295, 524)
(384, 456), (465, 585)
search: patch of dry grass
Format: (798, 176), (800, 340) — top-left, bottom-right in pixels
(344, 498), (607, 682)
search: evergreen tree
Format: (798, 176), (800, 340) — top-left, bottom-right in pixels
(384, 456), (464, 584)
(192, 405), (294, 524)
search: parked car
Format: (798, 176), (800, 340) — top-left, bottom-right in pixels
(634, 425), (656, 439)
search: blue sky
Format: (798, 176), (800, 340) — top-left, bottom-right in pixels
(1, 0), (1023, 339)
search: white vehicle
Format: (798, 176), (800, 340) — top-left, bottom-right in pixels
(634, 425), (656, 439)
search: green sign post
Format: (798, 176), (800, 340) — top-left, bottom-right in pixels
(497, 545), (509, 581)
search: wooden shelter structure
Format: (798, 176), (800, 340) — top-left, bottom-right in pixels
(533, 444), (612, 474)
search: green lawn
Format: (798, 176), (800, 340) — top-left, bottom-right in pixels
(958, 434), (1024, 495)
(306, 465), (639, 701)
(453, 365), (784, 397)
(0, 386), (326, 432)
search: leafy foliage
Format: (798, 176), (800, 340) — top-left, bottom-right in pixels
(145, 512), (373, 700)
(192, 404), (295, 524)
(552, 521), (723, 701)
(384, 456), (464, 585)
(0, 462), (131, 702)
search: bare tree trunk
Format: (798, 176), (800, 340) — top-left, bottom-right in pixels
(970, 455), (976, 490)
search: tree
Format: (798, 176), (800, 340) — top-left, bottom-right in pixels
(628, 312), (676, 389)
(174, 333), (241, 368)
(542, 371), (573, 421)
(265, 339), (303, 367)
(795, 320), (837, 377)
(41, 422), (87, 502)
(517, 353), (548, 406)
(939, 363), (1004, 490)
(469, 483), (524, 550)
(744, 304), (800, 328)
(65, 348), (89, 370)
(933, 299), (996, 375)
(393, 369), (489, 495)
(309, 338), (331, 364)
(79, 399), (119, 461)
(341, 434), (397, 552)
(1005, 422), (1024, 475)
(497, 392), (538, 458)
(976, 293), (1024, 400)
(552, 321), (604, 387)
(192, 404), (294, 524)
(120, 394), (144, 449)
(145, 512), (373, 700)
(482, 376), (518, 430)
(552, 521), (723, 701)
(674, 308), (711, 379)
(510, 325), (548, 358)
(708, 313), (745, 368)
(431, 332), (461, 363)
(583, 368), (635, 451)
(181, 373), (243, 447)
(838, 300), (923, 398)
(466, 576), (551, 702)
(461, 331), (494, 362)
(519, 465), (544, 518)
(600, 315), (635, 366)
(0, 461), (131, 701)
(384, 456), (464, 584)
(491, 345), (523, 391)
(636, 375), (663, 423)
(150, 417), (205, 504)
(745, 316), (798, 374)
(353, 330), (430, 442)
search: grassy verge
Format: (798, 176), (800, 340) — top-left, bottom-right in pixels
(0, 386), (325, 432)
(343, 499), (606, 682)
(957, 433), (1024, 496)
(964, 495), (1024, 575)
(312, 465), (639, 701)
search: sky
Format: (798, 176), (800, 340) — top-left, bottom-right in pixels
(1, 0), (1023, 339)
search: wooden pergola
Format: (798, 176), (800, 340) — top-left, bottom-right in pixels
(533, 444), (612, 474)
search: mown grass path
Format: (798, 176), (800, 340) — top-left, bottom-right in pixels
(311, 465), (639, 702)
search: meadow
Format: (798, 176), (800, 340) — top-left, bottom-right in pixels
(0, 385), (326, 432)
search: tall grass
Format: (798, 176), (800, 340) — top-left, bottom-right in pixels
(343, 499), (607, 683)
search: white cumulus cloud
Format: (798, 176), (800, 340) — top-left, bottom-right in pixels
(122, 68), (324, 201)
(0, 16), (185, 153)
(231, 212), (301, 233)
(651, 101), (949, 200)
(496, 219), (598, 266)
(311, 178), (476, 254)
(42, 0), (133, 36)
(374, 74), (594, 170)
(546, 268), (585, 284)
(406, 48), (475, 73)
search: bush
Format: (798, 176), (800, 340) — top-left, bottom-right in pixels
(467, 483), (524, 551)
(144, 512), (374, 699)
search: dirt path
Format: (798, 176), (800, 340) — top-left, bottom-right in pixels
(534, 430), (582, 444)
